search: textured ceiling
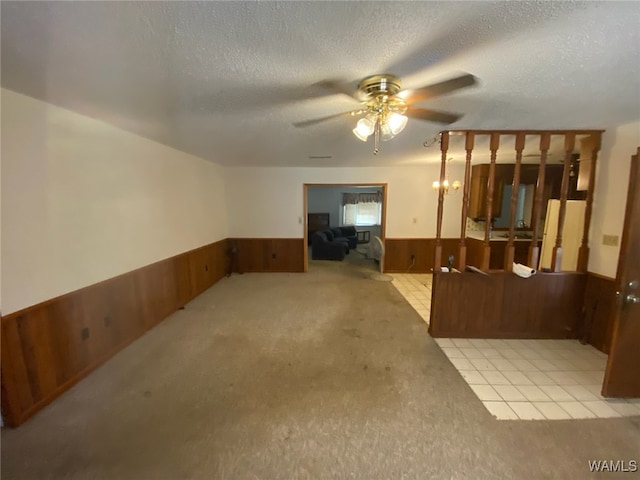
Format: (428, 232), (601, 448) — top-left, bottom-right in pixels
(2, 1), (639, 167)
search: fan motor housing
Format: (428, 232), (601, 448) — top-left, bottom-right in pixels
(358, 74), (402, 99)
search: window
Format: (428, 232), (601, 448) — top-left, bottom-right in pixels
(341, 191), (383, 226)
(343, 202), (381, 226)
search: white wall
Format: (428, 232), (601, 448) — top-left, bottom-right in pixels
(225, 165), (465, 239)
(8, 83), (629, 313)
(1, 89), (228, 314)
(589, 120), (640, 278)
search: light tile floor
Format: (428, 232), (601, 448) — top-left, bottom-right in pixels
(390, 273), (432, 324)
(390, 273), (640, 421)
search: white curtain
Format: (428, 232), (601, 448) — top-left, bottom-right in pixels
(342, 192), (382, 226)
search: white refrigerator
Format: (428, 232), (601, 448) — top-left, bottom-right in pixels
(539, 199), (586, 271)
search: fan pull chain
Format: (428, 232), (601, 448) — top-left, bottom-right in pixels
(373, 116), (381, 155)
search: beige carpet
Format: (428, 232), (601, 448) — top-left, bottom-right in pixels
(2, 260), (639, 479)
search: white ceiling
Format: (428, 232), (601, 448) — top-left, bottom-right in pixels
(2, 1), (639, 167)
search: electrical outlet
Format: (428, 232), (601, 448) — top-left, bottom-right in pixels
(204, 264), (209, 272)
(410, 254), (416, 261)
(81, 327), (90, 340)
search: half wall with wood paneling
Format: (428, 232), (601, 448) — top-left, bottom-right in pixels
(429, 271), (587, 338)
(384, 238), (459, 273)
(230, 238), (304, 273)
(1, 240), (229, 428)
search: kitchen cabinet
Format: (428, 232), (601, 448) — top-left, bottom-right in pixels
(468, 164), (511, 219)
(468, 162), (585, 223)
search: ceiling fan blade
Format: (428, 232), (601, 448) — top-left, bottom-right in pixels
(400, 73), (477, 104)
(292, 109), (364, 128)
(311, 79), (357, 99)
(405, 107), (461, 124)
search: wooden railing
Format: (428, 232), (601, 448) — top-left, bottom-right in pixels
(434, 129), (603, 273)
(430, 129), (603, 339)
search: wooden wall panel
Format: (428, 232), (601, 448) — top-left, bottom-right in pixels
(429, 271), (503, 334)
(384, 238), (459, 273)
(1, 320), (34, 414)
(137, 260), (180, 330)
(232, 238), (304, 273)
(500, 273), (585, 337)
(429, 271), (587, 338)
(465, 238), (485, 269)
(1, 239), (228, 427)
(582, 273), (616, 353)
(174, 254), (194, 307)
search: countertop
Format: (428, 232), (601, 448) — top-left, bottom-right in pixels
(466, 230), (534, 242)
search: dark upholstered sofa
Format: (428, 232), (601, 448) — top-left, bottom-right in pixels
(336, 226), (358, 249)
(311, 230), (348, 260)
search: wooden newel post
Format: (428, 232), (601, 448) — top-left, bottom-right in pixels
(551, 133), (576, 272)
(434, 131), (449, 272)
(528, 132), (550, 268)
(577, 133), (601, 272)
(504, 132), (525, 272)
(457, 132), (475, 271)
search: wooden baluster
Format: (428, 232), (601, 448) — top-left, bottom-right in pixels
(457, 132), (475, 271)
(551, 133), (576, 272)
(504, 133), (526, 272)
(481, 133), (500, 271)
(528, 133), (550, 268)
(434, 131), (449, 272)
(577, 132), (601, 272)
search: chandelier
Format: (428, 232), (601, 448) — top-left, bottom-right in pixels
(352, 76), (408, 155)
(432, 157), (461, 194)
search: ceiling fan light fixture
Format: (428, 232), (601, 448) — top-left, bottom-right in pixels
(379, 122), (395, 142)
(352, 127), (369, 142)
(295, 72), (476, 155)
(353, 117), (375, 141)
(387, 112), (408, 135)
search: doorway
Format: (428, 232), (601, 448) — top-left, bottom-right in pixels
(303, 183), (388, 273)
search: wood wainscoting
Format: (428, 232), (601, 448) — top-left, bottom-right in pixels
(384, 238), (459, 273)
(429, 271), (587, 338)
(582, 272), (616, 354)
(230, 238), (304, 273)
(1, 239), (229, 427)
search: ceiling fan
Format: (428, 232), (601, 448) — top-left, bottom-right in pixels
(293, 73), (478, 154)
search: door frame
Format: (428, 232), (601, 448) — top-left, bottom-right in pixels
(602, 147), (640, 397)
(303, 183), (388, 272)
